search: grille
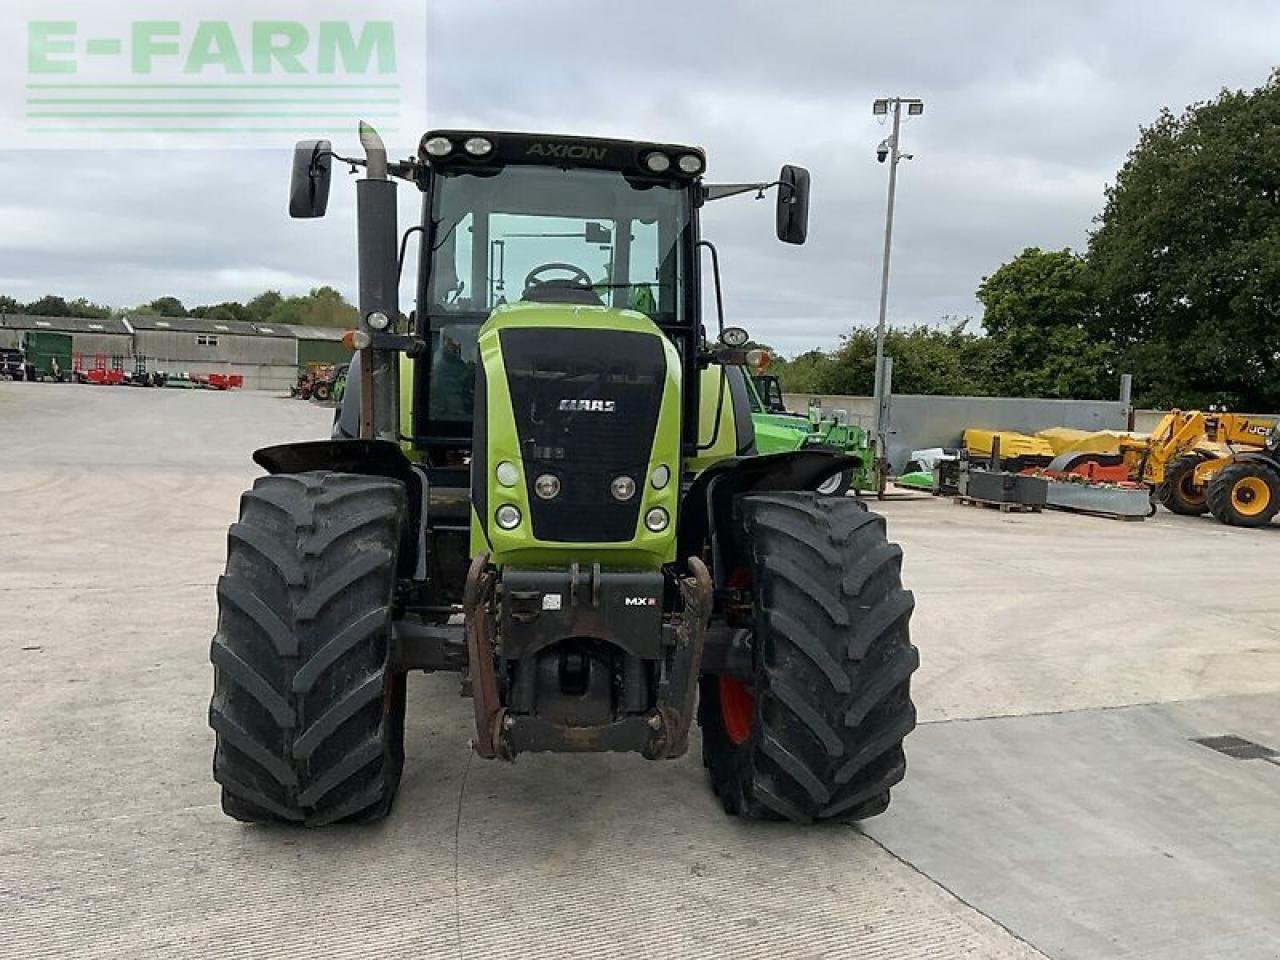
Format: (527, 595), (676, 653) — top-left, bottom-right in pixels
(500, 327), (665, 542)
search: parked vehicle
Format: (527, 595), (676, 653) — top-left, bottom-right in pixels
(747, 372), (877, 495)
(207, 124), (918, 828)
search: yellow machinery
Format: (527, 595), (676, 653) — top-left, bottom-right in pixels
(973, 412), (1278, 525)
(960, 412), (1280, 526)
(1198, 421), (1280, 526)
(962, 429), (1056, 468)
(1037, 427), (1145, 457)
(1137, 410), (1277, 517)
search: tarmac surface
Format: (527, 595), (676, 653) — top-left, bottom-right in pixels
(2, 383), (1278, 959)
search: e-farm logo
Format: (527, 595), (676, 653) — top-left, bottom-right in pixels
(8, 2), (426, 148)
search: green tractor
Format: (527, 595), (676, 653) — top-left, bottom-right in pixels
(208, 124), (918, 827)
(745, 371), (877, 497)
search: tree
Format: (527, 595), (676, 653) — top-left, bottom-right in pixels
(244, 290), (285, 324)
(774, 321), (996, 397)
(67, 298), (112, 319)
(25, 295), (74, 317)
(977, 247), (1118, 400)
(772, 349), (836, 393)
(135, 296), (188, 317)
(1089, 70), (1280, 409)
(189, 301), (252, 324)
(286, 286), (359, 328)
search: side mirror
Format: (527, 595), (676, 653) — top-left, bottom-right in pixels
(289, 139), (333, 219)
(776, 164), (811, 245)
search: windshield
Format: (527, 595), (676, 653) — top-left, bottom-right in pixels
(418, 165), (692, 428)
(425, 166), (690, 325)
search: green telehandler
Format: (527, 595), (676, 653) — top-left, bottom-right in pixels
(208, 124), (918, 826)
(745, 371), (877, 496)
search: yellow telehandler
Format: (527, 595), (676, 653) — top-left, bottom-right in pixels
(1136, 410), (1277, 517)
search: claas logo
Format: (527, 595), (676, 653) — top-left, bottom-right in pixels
(559, 399), (616, 412)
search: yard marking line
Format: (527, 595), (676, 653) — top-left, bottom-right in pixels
(452, 751), (473, 959)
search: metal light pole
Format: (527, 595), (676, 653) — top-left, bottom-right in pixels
(870, 96), (924, 485)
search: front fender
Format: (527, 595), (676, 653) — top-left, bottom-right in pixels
(1193, 449), (1280, 486)
(253, 439), (427, 579)
(677, 450), (857, 585)
(255, 437), (417, 483)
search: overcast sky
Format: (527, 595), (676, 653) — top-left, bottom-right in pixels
(1, 1), (1278, 356)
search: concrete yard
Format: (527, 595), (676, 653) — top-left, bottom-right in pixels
(2, 383), (1278, 960)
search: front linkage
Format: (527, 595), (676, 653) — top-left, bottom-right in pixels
(465, 554), (713, 760)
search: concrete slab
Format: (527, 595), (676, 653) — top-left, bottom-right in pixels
(866, 695), (1280, 960)
(874, 497), (1280, 722)
(2, 383), (1278, 959)
(0, 385), (1041, 960)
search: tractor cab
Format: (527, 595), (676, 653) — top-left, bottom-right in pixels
(410, 132), (705, 456)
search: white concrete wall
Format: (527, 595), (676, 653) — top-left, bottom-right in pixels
(782, 393), (877, 426)
(785, 396), (1280, 438)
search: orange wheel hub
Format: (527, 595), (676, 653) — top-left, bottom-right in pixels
(1177, 472), (1206, 505)
(719, 676), (754, 745)
(1232, 475), (1271, 517)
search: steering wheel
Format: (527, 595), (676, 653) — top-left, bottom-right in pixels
(524, 262), (594, 292)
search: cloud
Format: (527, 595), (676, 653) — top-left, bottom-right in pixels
(2, 0), (1277, 356)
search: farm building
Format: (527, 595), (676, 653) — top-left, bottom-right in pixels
(0, 314), (134, 359)
(288, 325), (355, 368)
(0, 313), (348, 391)
(129, 315), (297, 390)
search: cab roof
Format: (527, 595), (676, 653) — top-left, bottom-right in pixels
(419, 130), (706, 181)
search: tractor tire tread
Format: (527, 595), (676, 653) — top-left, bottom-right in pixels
(1206, 461), (1280, 528)
(209, 470), (407, 826)
(700, 492), (918, 823)
(1158, 452), (1211, 516)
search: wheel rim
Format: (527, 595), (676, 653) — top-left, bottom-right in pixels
(816, 471), (844, 495)
(718, 676), (754, 745)
(1231, 476), (1271, 517)
(1176, 470), (1205, 505)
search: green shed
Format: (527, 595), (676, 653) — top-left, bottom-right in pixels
(23, 330), (73, 379)
(286, 325), (352, 368)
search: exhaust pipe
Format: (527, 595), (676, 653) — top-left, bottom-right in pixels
(355, 121), (399, 442)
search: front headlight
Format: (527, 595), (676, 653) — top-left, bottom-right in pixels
(643, 152), (671, 173)
(611, 476), (637, 501)
(644, 507), (670, 533)
(677, 153), (704, 175)
(496, 461), (520, 487)
(534, 474), (561, 500)
(495, 505), (521, 530)
(423, 136), (453, 157)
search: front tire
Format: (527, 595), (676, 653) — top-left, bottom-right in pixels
(1206, 461), (1280, 528)
(209, 471), (408, 826)
(700, 493), (918, 823)
(1157, 452), (1210, 516)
